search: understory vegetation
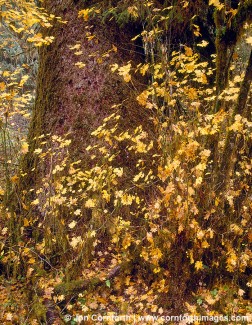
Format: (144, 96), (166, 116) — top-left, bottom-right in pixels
(0, 0), (251, 324)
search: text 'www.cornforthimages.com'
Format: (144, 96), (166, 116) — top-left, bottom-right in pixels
(64, 313), (251, 323)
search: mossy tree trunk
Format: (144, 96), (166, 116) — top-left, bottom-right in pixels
(19, 1), (150, 322)
(22, 0), (146, 183)
(20, 0), (151, 274)
(207, 1), (252, 188)
(214, 1), (252, 112)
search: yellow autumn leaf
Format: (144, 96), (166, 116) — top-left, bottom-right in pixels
(114, 167), (123, 177)
(2, 71), (10, 77)
(26, 267), (34, 278)
(70, 236), (82, 248)
(73, 209), (81, 216)
(184, 46), (193, 56)
(205, 295), (217, 305)
(135, 196), (140, 204)
(69, 43), (81, 50)
(121, 194), (134, 205)
(21, 141), (29, 154)
(209, 0), (224, 10)
(23, 218), (30, 227)
(28, 257), (36, 264)
(158, 307), (164, 314)
(102, 190), (110, 202)
(195, 176), (203, 186)
(127, 6), (138, 18)
(68, 220), (77, 229)
(0, 82), (6, 90)
(74, 50), (83, 55)
(188, 250), (194, 264)
(31, 198), (39, 205)
(196, 230), (205, 240)
(118, 63), (132, 82)
(75, 62), (86, 68)
(2, 227), (8, 235)
(19, 75), (29, 87)
(246, 36), (252, 45)
(197, 40), (209, 47)
(137, 90), (149, 106)
(202, 240), (210, 248)
(6, 313), (13, 321)
(11, 175), (19, 183)
(34, 148), (42, 154)
(140, 63), (149, 76)
(85, 198), (96, 208)
(238, 289), (245, 297)
(22, 202), (29, 210)
(187, 87), (198, 100)
(195, 261), (204, 271)
(112, 44), (117, 52)
(208, 228), (214, 238)
(135, 141), (147, 153)
(230, 223), (243, 235)
(151, 304), (158, 312)
(111, 63), (119, 72)
(195, 163), (206, 171)
(192, 24), (201, 36)
(78, 8), (92, 21)
(133, 171), (144, 182)
(87, 230), (96, 238)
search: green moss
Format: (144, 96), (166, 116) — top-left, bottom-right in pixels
(54, 279), (94, 295)
(32, 295), (47, 323)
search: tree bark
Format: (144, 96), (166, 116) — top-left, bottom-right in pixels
(217, 49), (252, 194)
(22, 0), (148, 189)
(20, 2), (150, 322)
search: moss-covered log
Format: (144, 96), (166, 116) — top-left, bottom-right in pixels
(54, 264), (121, 295)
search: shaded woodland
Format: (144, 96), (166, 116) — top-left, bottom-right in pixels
(0, 0), (251, 324)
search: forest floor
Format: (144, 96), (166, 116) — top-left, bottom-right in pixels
(0, 276), (30, 324)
